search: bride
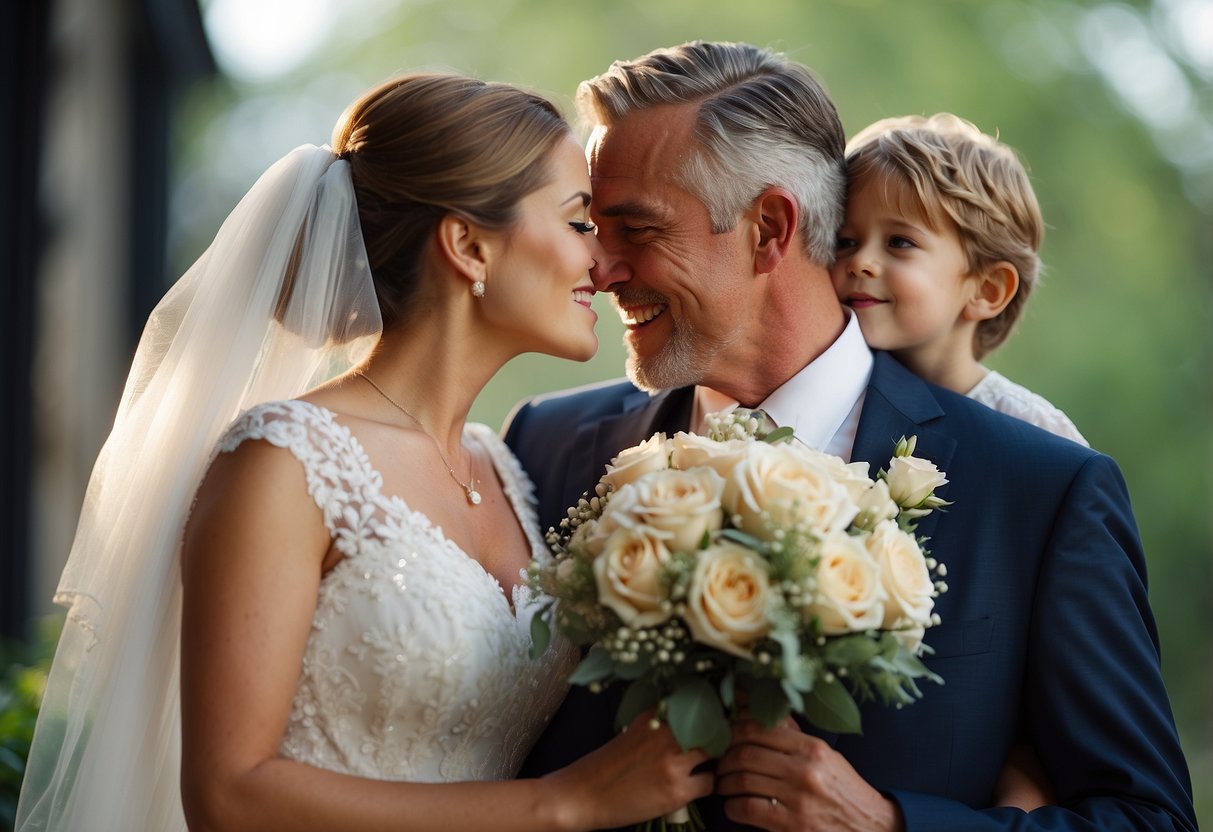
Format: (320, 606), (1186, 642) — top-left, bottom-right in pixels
(16, 73), (711, 831)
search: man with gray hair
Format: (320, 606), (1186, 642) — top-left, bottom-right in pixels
(505, 40), (1194, 831)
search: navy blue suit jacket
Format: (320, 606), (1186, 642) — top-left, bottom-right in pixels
(503, 353), (1196, 831)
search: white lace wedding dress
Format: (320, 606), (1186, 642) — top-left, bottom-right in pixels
(215, 399), (575, 782)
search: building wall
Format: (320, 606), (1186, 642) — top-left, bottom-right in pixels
(30, 0), (135, 616)
(4, 0), (214, 631)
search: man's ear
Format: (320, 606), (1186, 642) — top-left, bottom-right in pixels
(965, 261), (1020, 321)
(750, 188), (799, 275)
(435, 213), (490, 288)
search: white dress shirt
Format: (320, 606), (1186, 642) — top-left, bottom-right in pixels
(691, 311), (874, 461)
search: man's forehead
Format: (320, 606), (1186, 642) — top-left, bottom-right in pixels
(587, 103), (697, 180)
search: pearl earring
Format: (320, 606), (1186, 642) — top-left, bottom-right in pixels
(471, 280), (486, 298)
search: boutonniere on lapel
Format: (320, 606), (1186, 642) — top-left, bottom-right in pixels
(528, 410), (951, 831)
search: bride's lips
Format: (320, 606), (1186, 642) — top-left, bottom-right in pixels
(844, 293), (886, 309)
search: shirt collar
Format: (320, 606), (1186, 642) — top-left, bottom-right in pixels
(692, 310), (873, 449)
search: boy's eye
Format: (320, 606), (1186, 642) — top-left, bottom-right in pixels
(569, 220), (597, 234)
(889, 235), (916, 249)
(836, 236), (857, 251)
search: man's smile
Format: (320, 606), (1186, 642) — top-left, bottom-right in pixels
(616, 301), (668, 327)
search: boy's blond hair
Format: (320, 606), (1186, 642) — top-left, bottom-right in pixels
(845, 113), (1043, 358)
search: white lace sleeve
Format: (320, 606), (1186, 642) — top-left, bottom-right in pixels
(967, 371), (1089, 447)
(216, 399), (382, 557)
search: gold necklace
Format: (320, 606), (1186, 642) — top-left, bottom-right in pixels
(357, 372), (482, 506)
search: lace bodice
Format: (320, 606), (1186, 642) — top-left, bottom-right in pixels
(216, 400), (574, 782)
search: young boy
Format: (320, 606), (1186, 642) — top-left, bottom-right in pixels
(834, 113), (1071, 811)
(831, 113), (1087, 446)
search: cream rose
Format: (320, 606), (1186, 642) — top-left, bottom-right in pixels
(852, 479), (899, 531)
(669, 432), (751, 479)
(606, 467), (725, 554)
(786, 443), (874, 505)
(684, 542), (772, 658)
(722, 443), (858, 540)
(865, 520), (935, 637)
(602, 433), (671, 491)
(806, 530), (886, 634)
(593, 527), (673, 627)
(892, 624), (927, 655)
(885, 454), (947, 509)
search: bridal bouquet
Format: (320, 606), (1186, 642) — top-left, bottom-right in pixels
(529, 410), (948, 828)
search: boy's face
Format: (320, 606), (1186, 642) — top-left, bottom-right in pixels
(830, 173), (979, 363)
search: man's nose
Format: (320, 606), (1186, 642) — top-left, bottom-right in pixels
(590, 241), (629, 292)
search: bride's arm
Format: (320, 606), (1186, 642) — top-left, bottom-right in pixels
(180, 439), (712, 832)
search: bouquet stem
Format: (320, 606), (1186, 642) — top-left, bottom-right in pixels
(639, 801), (704, 831)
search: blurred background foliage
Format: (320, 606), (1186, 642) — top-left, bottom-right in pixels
(10, 0), (1209, 826)
(184, 0), (1212, 821)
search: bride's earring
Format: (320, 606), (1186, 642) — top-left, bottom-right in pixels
(471, 280), (486, 298)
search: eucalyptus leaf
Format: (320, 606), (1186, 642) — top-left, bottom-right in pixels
(803, 676), (861, 734)
(771, 629), (816, 688)
(615, 649), (653, 680)
(567, 647), (615, 685)
(720, 673), (736, 709)
(784, 654), (815, 692)
(719, 528), (767, 551)
(823, 634), (881, 666)
(667, 678), (729, 755)
(743, 676), (792, 728)
(762, 425), (795, 444)
(557, 608), (594, 645)
(892, 649), (943, 687)
(781, 678), (805, 712)
(528, 613), (551, 660)
(703, 707), (734, 758)
(616, 678), (661, 730)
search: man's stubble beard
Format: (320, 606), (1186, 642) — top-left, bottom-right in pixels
(625, 314), (726, 393)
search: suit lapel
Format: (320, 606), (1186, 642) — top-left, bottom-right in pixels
(558, 386), (695, 513)
(853, 353), (956, 544)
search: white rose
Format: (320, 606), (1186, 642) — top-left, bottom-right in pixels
(852, 479), (899, 531)
(593, 527), (673, 627)
(885, 454), (948, 509)
(807, 530), (886, 634)
(602, 433), (671, 490)
(722, 443), (858, 540)
(684, 542), (772, 658)
(607, 468), (725, 554)
(669, 432), (751, 478)
(864, 520), (935, 635)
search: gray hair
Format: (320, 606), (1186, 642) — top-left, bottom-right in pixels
(577, 41), (846, 265)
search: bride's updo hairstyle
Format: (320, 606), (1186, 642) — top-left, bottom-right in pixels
(332, 73), (570, 329)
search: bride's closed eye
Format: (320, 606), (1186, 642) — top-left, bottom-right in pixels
(569, 220), (596, 234)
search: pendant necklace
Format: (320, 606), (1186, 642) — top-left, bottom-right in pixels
(357, 372), (481, 506)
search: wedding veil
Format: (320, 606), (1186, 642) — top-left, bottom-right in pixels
(16, 145), (383, 831)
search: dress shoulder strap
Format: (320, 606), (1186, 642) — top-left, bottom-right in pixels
(216, 400), (384, 555)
